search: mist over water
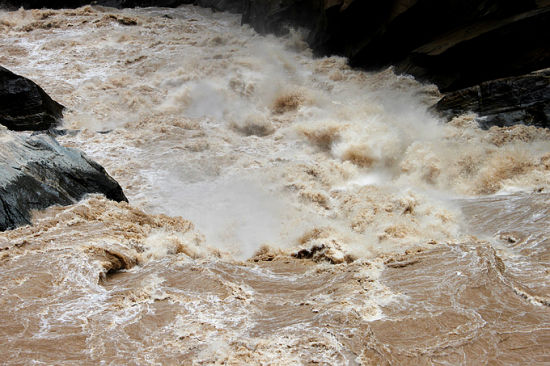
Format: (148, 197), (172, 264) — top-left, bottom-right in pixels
(1, 5), (549, 364)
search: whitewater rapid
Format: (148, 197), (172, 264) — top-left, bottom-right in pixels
(1, 5), (549, 365)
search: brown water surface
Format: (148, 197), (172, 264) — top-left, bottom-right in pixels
(0, 5), (549, 364)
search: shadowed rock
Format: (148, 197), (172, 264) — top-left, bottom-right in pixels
(0, 128), (127, 231)
(0, 66), (64, 131)
(433, 69), (550, 129)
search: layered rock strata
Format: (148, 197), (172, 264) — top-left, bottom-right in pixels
(434, 69), (550, 128)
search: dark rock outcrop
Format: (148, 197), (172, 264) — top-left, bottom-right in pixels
(433, 69), (550, 129)
(391, 5), (550, 92)
(0, 66), (64, 131)
(241, 0), (550, 128)
(0, 129), (127, 231)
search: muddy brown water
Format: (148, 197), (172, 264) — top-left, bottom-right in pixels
(0, 5), (549, 365)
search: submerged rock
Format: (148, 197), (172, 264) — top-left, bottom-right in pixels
(0, 66), (64, 131)
(0, 128), (127, 231)
(433, 69), (550, 129)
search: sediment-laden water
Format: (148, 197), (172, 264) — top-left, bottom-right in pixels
(1, 5), (549, 364)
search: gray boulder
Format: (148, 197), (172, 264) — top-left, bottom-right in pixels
(0, 128), (127, 231)
(0, 66), (64, 131)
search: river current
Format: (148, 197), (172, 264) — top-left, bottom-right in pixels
(0, 5), (549, 365)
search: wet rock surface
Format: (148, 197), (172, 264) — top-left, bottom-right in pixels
(0, 129), (127, 231)
(0, 66), (64, 131)
(433, 69), (550, 129)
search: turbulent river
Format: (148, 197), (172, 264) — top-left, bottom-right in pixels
(1, 5), (549, 365)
